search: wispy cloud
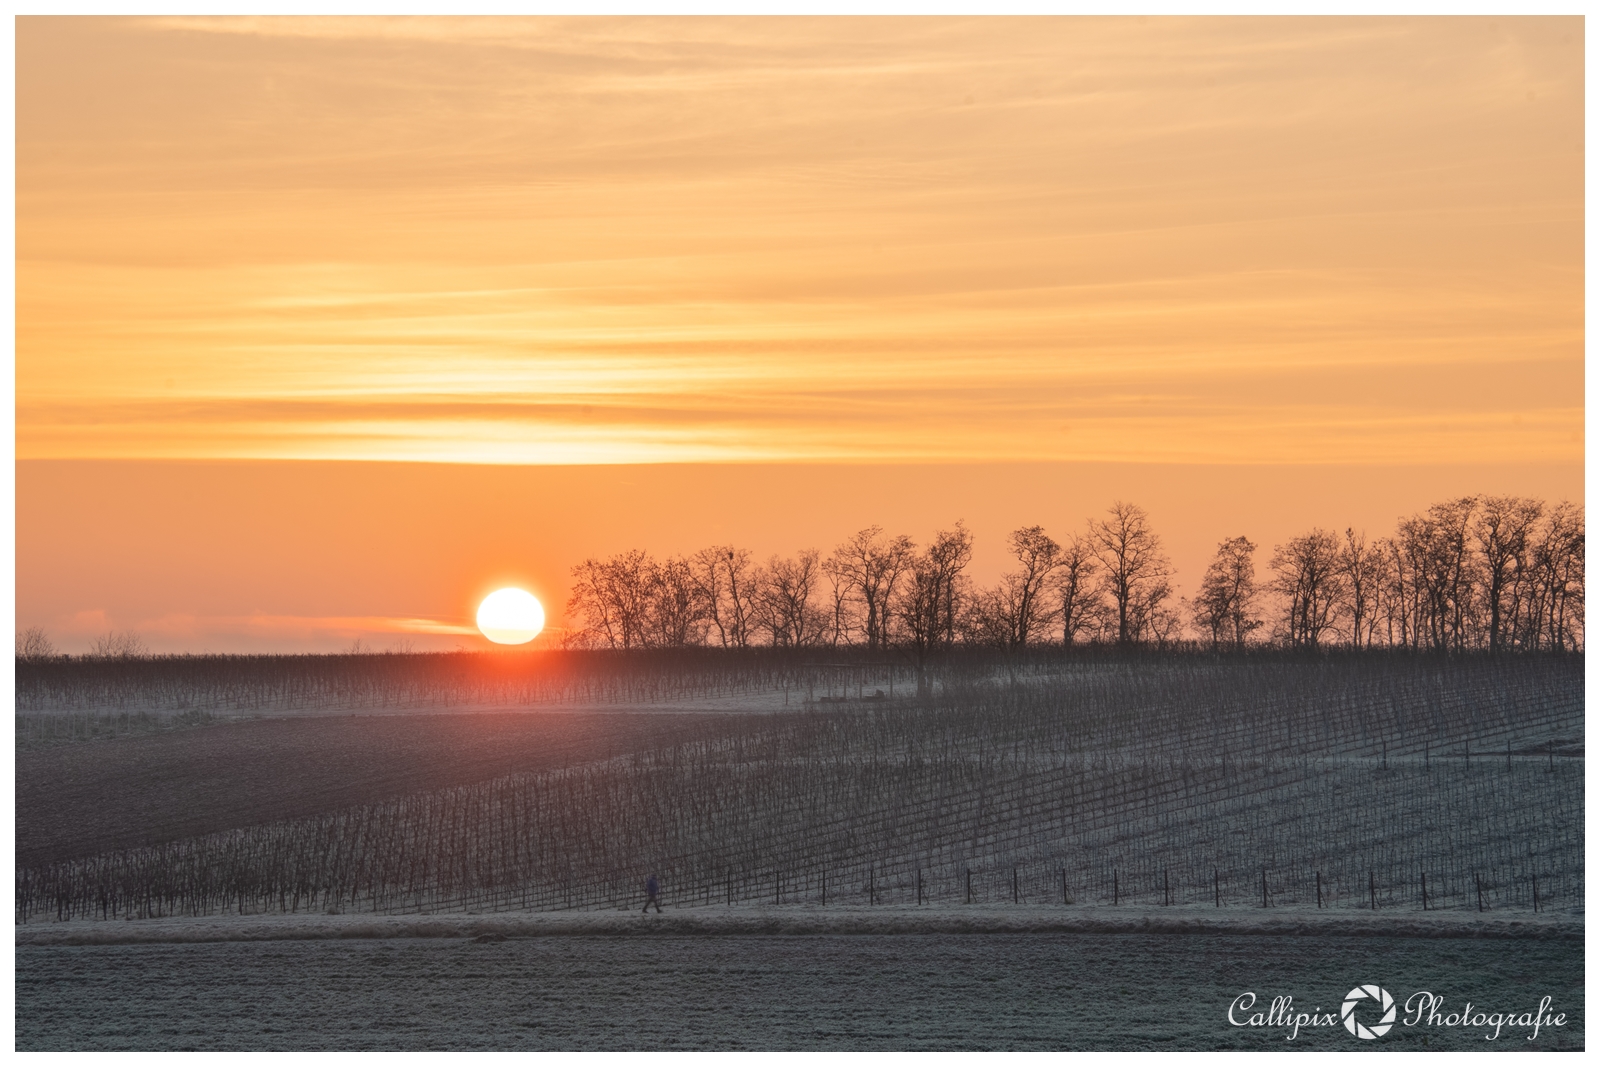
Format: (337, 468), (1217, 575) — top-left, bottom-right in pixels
(17, 16), (1582, 467)
(63, 610), (478, 639)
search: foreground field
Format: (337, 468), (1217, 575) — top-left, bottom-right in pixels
(15, 654), (1583, 924)
(16, 904), (1581, 945)
(16, 929), (1584, 1050)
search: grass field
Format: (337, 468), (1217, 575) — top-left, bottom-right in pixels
(14, 652), (1583, 926)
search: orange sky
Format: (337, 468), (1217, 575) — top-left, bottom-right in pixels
(15, 17), (1584, 652)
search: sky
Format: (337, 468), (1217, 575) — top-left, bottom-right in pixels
(15, 16), (1584, 653)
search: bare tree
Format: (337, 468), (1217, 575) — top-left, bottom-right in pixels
(1367, 495), (1582, 653)
(1090, 502), (1174, 645)
(826, 527), (914, 650)
(1429, 497), (1480, 651)
(15, 626), (57, 661)
(1528, 501), (1584, 651)
(751, 550), (825, 647)
(1143, 600), (1185, 649)
(958, 586), (1009, 648)
(691, 546), (756, 649)
(1054, 534), (1102, 646)
(821, 564), (853, 648)
(897, 523), (974, 663)
(1390, 498), (1478, 652)
(1191, 536), (1260, 650)
(567, 550), (655, 650)
(88, 630), (148, 659)
(985, 526), (1062, 648)
(647, 555), (708, 648)
(930, 523), (974, 648)
(1269, 530), (1345, 649)
(1377, 532), (1419, 649)
(1336, 528), (1389, 649)
(1473, 497), (1543, 653)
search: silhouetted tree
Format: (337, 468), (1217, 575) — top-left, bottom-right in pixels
(1473, 496), (1543, 653)
(1337, 528), (1388, 650)
(897, 523), (974, 661)
(1090, 502), (1173, 645)
(691, 546), (756, 649)
(994, 526), (1062, 648)
(87, 630), (148, 659)
(15, 626), (56, 661)
(826, 527), (914, 649)
(1528, 501), (1584, 651)
(751, 550), (825, 647)
(567, 551), (655, 649)
(1192, 536), (1260, 650)
(647, 556), (708, 648)
(1269, 530), (1345, 649)
(1054, 534), (1102, 646)
(1388, 499), (1478, 652)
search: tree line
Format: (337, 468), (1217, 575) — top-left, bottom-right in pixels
(13, 495), (1582, 662)
(565, 496), (1583, 654)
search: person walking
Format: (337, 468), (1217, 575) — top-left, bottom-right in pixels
(642, 872), (662, 913)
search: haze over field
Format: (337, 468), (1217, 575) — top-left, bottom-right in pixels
(16, 17), (1582, 653)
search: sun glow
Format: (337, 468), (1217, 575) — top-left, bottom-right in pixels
(476, 587), (545, 645)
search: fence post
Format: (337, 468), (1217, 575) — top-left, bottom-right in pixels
(869, 865), (875, 906)
(1261, 868), (1268, 908)
(1475, 872), (1484, 913)
(1012, 868), (1018, 905)
(1421, 871), (1428, 911)
(917, 869), (924, 906)
(1214, 869), (1219, 908)
(1532, 873), (1539, 913)
(822, 870), (827, 907)
(966, 868), (972, 905)
(1316, 871), (1322, 910)
(776, 871), (781, 906)
(1163, 868), (1169, 906)
(1369, 871), (1377, 911)
(1113, 869), (1118, 906)
(1061, 869), (1068, 906)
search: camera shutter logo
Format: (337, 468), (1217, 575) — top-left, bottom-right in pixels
(1341, 985), (1396, 1039)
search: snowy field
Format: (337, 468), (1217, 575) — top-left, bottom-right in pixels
(16, 927), (1583, 1051)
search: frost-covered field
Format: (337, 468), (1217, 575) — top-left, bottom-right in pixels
(14, 653), (1584, 1051)
(16, 928), (1584, 1051)
(19, 655), (1582, 923)
(17, 904), (1581, 945)
(15, 648), (829, 732)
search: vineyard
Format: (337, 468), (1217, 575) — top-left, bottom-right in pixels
(16, 653), (1583, 924)
(14, 648), (890, 744)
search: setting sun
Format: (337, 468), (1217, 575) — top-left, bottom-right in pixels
(476, 588), (545, 645)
